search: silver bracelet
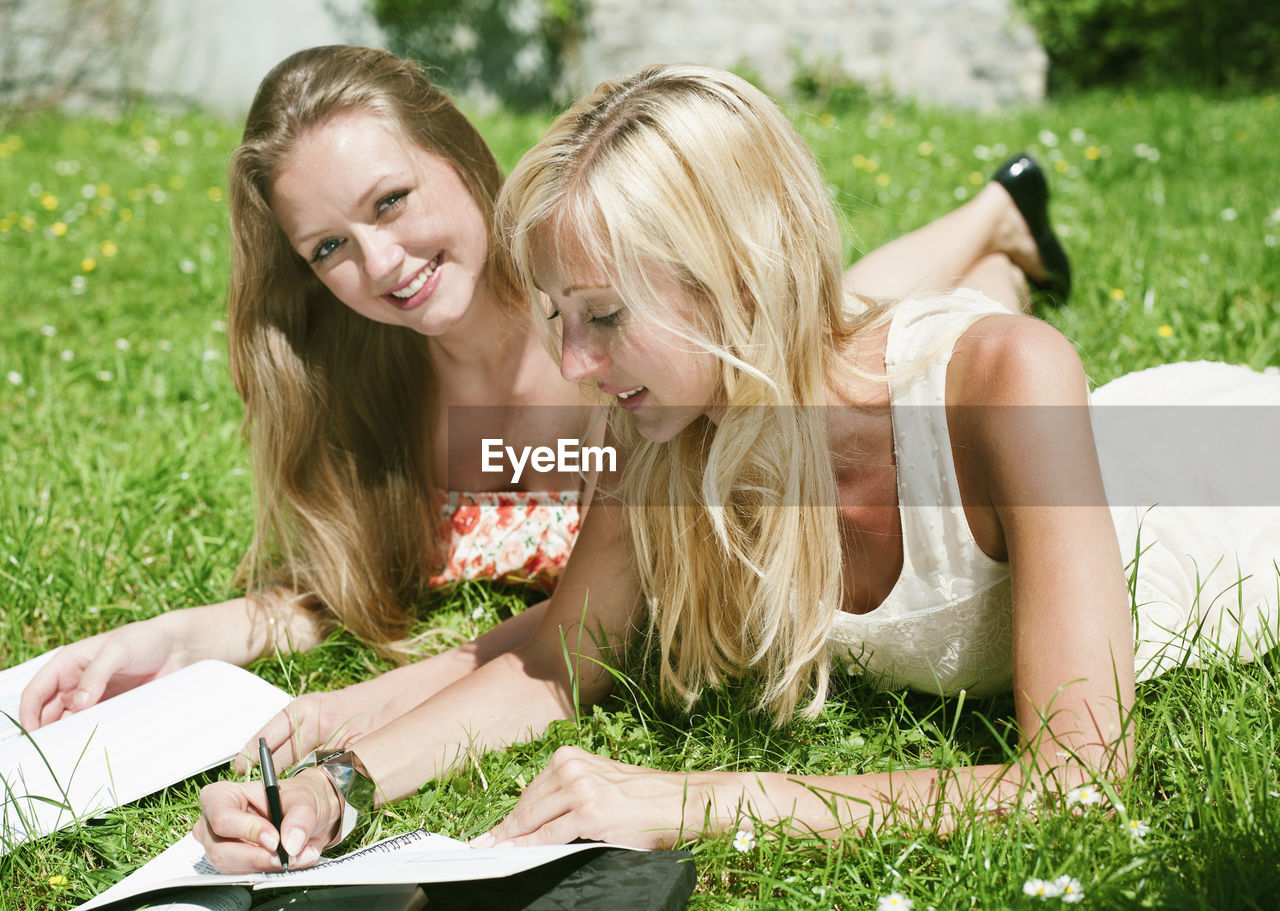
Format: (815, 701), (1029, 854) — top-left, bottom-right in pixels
(289, 748), (375, 847)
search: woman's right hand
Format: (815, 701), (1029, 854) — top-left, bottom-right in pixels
(195, 768), (342, 873)
(18, 616), (192, 730)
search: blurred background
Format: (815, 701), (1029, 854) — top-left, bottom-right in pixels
(3, 0), (1278, 118)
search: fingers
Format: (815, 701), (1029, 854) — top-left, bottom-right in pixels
(19, 646), (93, 730)
(486, 746), (596, 846)
(233, 703), (310, 776)
(196, 776), (333, 873)
(68, 638), (134, 710)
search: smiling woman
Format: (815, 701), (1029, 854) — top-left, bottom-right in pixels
(268, 111), (492, 337)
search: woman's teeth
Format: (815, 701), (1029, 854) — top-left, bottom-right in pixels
(391, 255), (441, 299)
(618, 387), (645, 400)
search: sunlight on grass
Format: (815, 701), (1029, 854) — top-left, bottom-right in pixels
(1, 89), (1278, 909)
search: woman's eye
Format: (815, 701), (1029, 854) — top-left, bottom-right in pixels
(546, 307), (562, 321)
(377, 190), (410, 214)
(310, 238), (342, 264)
(589, 310), (624, 328)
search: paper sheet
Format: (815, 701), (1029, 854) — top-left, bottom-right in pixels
(1, 658), (291, 852)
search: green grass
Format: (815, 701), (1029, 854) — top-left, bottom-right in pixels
(2, 87), (1279, 909)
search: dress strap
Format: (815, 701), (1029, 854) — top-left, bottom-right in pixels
(881, 291), (1009, 603)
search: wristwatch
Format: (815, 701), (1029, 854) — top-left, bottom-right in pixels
(289, 748), (376, 846)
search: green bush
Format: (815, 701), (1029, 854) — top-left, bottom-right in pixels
(369, 0), (585, 109)
(1016, 0), (1280, 92)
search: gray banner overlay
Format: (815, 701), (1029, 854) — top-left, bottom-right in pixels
(445, 406), (1280, 507)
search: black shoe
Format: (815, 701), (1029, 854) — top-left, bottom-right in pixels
(990, 153), (1071, 306)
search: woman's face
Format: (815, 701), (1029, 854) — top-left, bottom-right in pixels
(534, 237), (720, 443)
(270, 111), (491, 336)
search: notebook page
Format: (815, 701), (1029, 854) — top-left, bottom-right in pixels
(1, 660), (291, 851)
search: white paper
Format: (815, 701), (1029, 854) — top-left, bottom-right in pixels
(78, 828), (638, 910)
(1, 658), (291, 852)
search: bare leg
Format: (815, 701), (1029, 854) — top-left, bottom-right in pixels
(844, 182), (1044, 303)
(957, 253), (1030, 314)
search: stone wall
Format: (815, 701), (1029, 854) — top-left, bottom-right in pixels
(0, 0), (380, 117)
(573, 0), (1046, 110)
(1, 0), (1045, 116)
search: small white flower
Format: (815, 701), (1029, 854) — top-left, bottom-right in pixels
(115, 338), (130, 351)
(173, 129), (191, 146)
(1127, 818), (1151, 839)
(203, 349), (220, 362)
(972, 144), (991, 161)
(1022, 878), (1062, 899)
(157, 339), (173, 352)
(1054, 875), (1084, 903)
(97, 370), (114, 382)
(6, 371), (21, 386)
(150, 189), (167, 204)
(732, 829), (755, 853)
(1266, 234), (1277, 247)
(59, 350), (74, 362)
(210, 319), (227, 333)
(1066, 785), (1104, 808)
(70, 275), (87, 294)
(40, 324), (56, 337)
(1069, 127), (1087, 145)
(179, 258), (196, 274)
(1221, 208), (1238, 221)
(1038, 129), (1058, 147)
(878, 892), (913, 911)
(471, 606), (486, 620)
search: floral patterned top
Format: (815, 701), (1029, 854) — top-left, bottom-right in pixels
(428, 490), (582, 591)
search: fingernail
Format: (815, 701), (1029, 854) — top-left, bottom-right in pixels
(298, 845), (320, 865)
(283, 828), (306, 857)
(71, 690), (92, 708)
(470, 833), (495, 849)
(258, 828), (279, 851)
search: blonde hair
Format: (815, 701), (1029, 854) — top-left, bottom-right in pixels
(227, 46), (521, 655)
(499, 64), (885, 720)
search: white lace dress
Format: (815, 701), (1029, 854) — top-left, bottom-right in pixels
(826, 292), (1280, 695)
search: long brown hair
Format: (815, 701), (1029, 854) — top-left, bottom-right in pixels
(227, 45), (521, 655)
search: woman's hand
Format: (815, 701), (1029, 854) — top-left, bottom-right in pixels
(234, 685), (388, 775)
(19, 618), (192, 730)
(482, 746), (708, 849)
(195, 768), (341, 873)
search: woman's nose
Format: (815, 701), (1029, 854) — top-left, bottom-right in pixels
(560, 325), (606, 383)
(357, 227), (405, 286)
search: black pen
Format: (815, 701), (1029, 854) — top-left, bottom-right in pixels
(258, 737), (290, 872)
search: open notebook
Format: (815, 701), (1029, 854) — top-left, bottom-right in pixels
(76, 827), (640, 910)
(1, 653), (291, 853)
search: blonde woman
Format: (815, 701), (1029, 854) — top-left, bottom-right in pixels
(20, 50), (1071, 776)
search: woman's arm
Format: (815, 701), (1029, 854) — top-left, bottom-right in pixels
(238, 599), (552, 772)
(194, 498), (643, 872)
(18, 594), (327, 730)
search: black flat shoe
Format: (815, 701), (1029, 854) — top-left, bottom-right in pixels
(990, 153), (1071, 306)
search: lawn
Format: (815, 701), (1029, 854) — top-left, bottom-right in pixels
(1, 86), (1279, 909)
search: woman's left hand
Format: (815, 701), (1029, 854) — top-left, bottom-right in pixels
(482, 746), (713, 849)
